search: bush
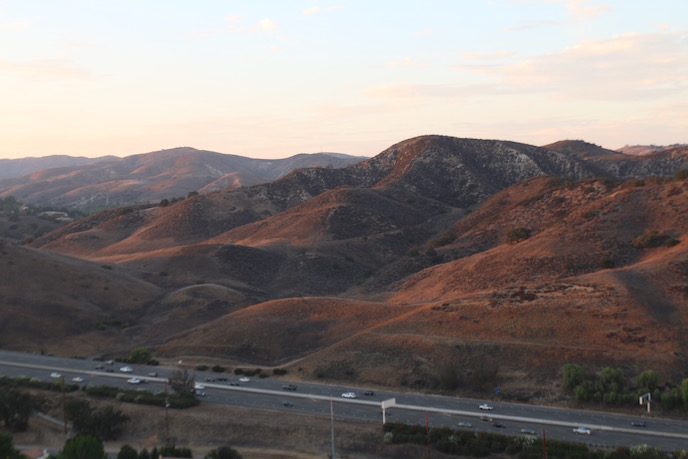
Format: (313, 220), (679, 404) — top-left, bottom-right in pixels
(563, 363), (585, 390)
(674, 169), (688, 180)
(212, 365), (226, 373)
(599, 258), (615, 269)
(506, 227), (531, 244)
(632, 230), (672, 249)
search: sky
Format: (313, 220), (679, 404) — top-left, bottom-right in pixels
(0, 1), (686, 159)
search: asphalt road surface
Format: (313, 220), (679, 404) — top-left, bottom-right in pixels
(1, 350), (687, 452)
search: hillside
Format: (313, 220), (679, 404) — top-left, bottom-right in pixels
(3, 134), (688, 397)
(0, 148), (366, 212)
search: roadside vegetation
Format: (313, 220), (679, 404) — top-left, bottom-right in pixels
(384, 423), (685, 458)
(563, 364), (688, 412)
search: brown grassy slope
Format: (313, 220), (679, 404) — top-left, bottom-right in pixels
(0, 239), (163, 355)
(154, 177), (688, 394)
(155, 297), (415, 366)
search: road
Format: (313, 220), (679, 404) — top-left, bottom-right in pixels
(1, 350), (687, 452)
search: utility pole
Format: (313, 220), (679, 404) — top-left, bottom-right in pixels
(164, 380), (170, 445)
(61, 376), (67, 435)
(330, 397), (335, 459)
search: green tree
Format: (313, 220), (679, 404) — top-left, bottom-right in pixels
(0, 388), (33, 431)
(127, 347), (152, 364)
(66, 400), (129, 440)
(205, 446), (243, 459)
(158, 445), (192, 458)
(58, 433), (106, 459)
(637, 370), (659, 392)
(118, 444), (139, 459)
(138, 448), (151, 459)
(681, 378), (688, 410)
(0, 432), (22, 459)
(562, 363), (585, 390)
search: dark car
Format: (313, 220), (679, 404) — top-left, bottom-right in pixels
(105, 368), (114, 373)
(481, 416), (492, 422)
(229, 381), (240, 386)
(282, 384), (297, 391)
(492, 422), (506, 428)
(282, 401), (294, 407)
(364, 390), (375, 396)
(631, 420), (646, 427)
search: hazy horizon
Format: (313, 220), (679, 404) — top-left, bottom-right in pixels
(1, 1), (686, 160)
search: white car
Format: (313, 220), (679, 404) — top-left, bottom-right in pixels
(573, 427), (591, 435)
(341, 392), (356, 399)
(50, 372), (61, 378)
(239, 377), (250, 383)
(119, 366), (134, 373)
(520, 428), (536, 435)
(72, 376), (84, 383)
(194, 383), (205, 390)
(127, 378), (141, 384)
(479, 404), (493, 411)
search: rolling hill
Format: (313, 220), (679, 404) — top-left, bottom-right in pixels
(3, 134), (688, 398)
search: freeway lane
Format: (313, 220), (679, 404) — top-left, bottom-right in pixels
(1, 350), (687, 451)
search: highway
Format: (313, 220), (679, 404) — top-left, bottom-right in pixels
(1, 350), (687, 452)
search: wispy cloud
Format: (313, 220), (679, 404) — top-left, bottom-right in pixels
(302, 6), (321, 15)
(495, 31), (688, 100)
(388, 57), (428, 69)
(0, 21), (31, 30)
(0, 56), (94, 82)
(222, 15), (277, 33)
(412, 28), (435, 37)
(566, 0), (611, 19)
(302, 4), (344, 15)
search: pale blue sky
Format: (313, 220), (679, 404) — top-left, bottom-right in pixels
(1, 1), (686, 159)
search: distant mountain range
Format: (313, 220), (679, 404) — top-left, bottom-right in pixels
(2, 135), (688, 399)
(0, 147), (367, 211)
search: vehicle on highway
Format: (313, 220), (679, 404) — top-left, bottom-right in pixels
(481, 416), (492, 422)
(194, 383), (205, 390)
(239, 377), (250, 383)
(229, 381), (240, 386)
(631, 420), (646, 427)
(50, 372), (61, 378)
(105, 368), (114, 373)
(492, 421), (506, 428)
(196, 391), (206, 397)
(364, 390), (375, 396)
(94, 364), (105, 370)
(148, 372), (158, 377)
(217, 377), (228, 382)
(119, 366), (133, 373)
(520, 428), (536, 435)
(72, 376), (84, 383)
(573, 427), (591, 435)
(457, 421), (473, 428)
(479, 403), (493, 410)
(127, 378), (141, 384)
(282, 384), (297, 391)
(341, 392), (356, 399)
(282, 401), (294, 407)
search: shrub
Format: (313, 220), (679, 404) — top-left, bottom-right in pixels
(212, 365), (226, 373)
(599, 258), (615, 269)
(427, 230), (457, 249)
(196, 364), (208, 371)
(674, 169), (688, 180)
(563, 363), (585, 390)
(632, 230), (671, 249)
(506, 227), (531, 244)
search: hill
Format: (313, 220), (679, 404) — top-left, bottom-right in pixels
(0, 148), (366, 212)
(3, 134), (688, 399)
